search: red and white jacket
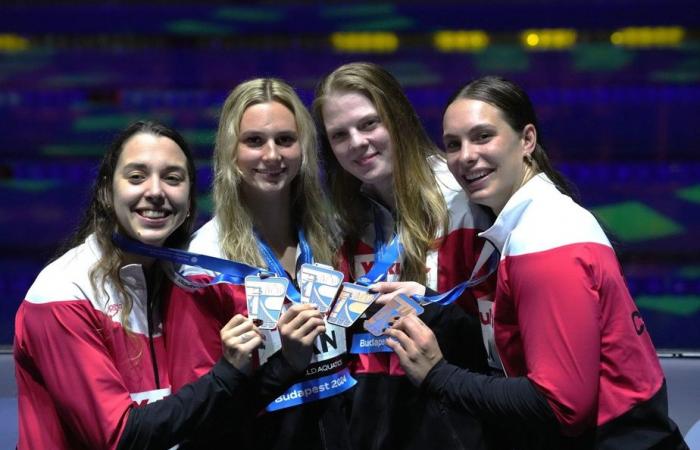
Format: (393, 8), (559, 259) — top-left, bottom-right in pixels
(14, 235), (170, 449)
(345, 157), (498, 450)
(163, 218), (353, 450)
(349, 156), (497, 375)
(482, 173), (665, 435)
(14, 234), (273, 450)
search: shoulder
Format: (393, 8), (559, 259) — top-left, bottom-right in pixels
(24, 239), (99, 305)
(182, 217), (227, 277)
(188, 218), (224, 256)
(506, 192), (610, 257)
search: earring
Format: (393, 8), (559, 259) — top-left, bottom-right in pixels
(524, 153), (534, 165)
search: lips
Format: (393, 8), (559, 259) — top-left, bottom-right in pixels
(136, 209), (171, 219)
(356, 151), (378, 165)
(254, 167), (286, 176)
(464, 168), (493, 184)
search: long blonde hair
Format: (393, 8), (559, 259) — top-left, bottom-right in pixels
(214, 78), (337, 267)
(313, 62), (447, 284)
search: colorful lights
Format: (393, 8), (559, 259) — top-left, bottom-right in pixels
(610, 27), (685, 48)
(521, 28), (577, 50)
(0, 34), (29, 52)
(331, 32), (399, 52)
(434, 30), (489, 52)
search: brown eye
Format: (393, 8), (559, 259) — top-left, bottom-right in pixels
(276, 134), (297, 147)
(244, 136), (263, 147)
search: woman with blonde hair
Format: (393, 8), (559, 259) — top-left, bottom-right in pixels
(165, 78), (352, 449)
(14, 121), (321, 450)
(313, 62), (498, 449)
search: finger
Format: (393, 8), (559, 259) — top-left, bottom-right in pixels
(385, 326), (418, 356)
(237, 334), (263, 353)
(281, 306), (323, 331)
(299, 323), (326, 346)
(221, 318), (263, 343)
(293, 316), (326, 339)
(373, 293), (394, 306)
(385, 334), (405, 355)
(278, 303), (317, 327)
(221, 314), (249, 333)
(369, 281), (402, 293)
(395, 314), (426, 337)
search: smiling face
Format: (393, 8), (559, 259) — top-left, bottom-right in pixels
(236, 101), (302, 201)
(321, 91), (394, 198)
(112, 133), (190, 247)
(443, 98), (536, 215)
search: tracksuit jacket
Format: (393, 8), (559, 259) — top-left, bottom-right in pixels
(423, 174), (688, 449)
(14, 234), (298, 450)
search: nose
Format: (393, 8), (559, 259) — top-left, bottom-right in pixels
(348, 129), (367, 150)
(144, 175), (165, 203)
(262, 139), (281, 161)
(458, 141), (477, 165)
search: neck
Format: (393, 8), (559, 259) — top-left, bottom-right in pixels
(122, 252), (156, 269)
(244, 189), (296, 255)
(493, 168), (539, 216)
(363, 180), (395, 212)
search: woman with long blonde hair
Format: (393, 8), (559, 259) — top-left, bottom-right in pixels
(313, 62), (497, 450)
(14, 121), (321, 450)
(165, 78), (352, 450)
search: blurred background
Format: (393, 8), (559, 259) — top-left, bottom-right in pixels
(2, 1), (700, 445)
(1, 1), (698, 352)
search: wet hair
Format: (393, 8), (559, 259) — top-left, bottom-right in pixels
(313, 62), (448, 284)
(446, 76), (573, 198)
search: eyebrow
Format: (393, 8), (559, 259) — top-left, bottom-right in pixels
(443, 123), (495, 138)
(121, 162), (187, 172)
(326, 113), (379, 134)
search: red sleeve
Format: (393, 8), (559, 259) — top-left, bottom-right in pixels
(502, 243), (601, 435)
(15, 300), (132, 450)
(162, 279), (245, 392)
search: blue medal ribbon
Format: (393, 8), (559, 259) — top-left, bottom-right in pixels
(266, 367), (356, 412)
(112, 233), (266, 286)
(356, 209), (403, 286)
(349, 333), (393, 354)
(412, 242), (499, 306)
(254, 228), (314, 303)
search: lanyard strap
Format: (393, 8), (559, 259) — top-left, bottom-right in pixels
(112, 233), (265, 285)
(356, 208), (404, 286)
(413, 241), (499, 306)
(254, 228), (314, 303)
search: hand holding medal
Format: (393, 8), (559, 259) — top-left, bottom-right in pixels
(220, 314), (265, 375)
(278, 304), (326, 372)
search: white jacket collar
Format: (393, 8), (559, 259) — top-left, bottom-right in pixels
(479, 173), (560, 253)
